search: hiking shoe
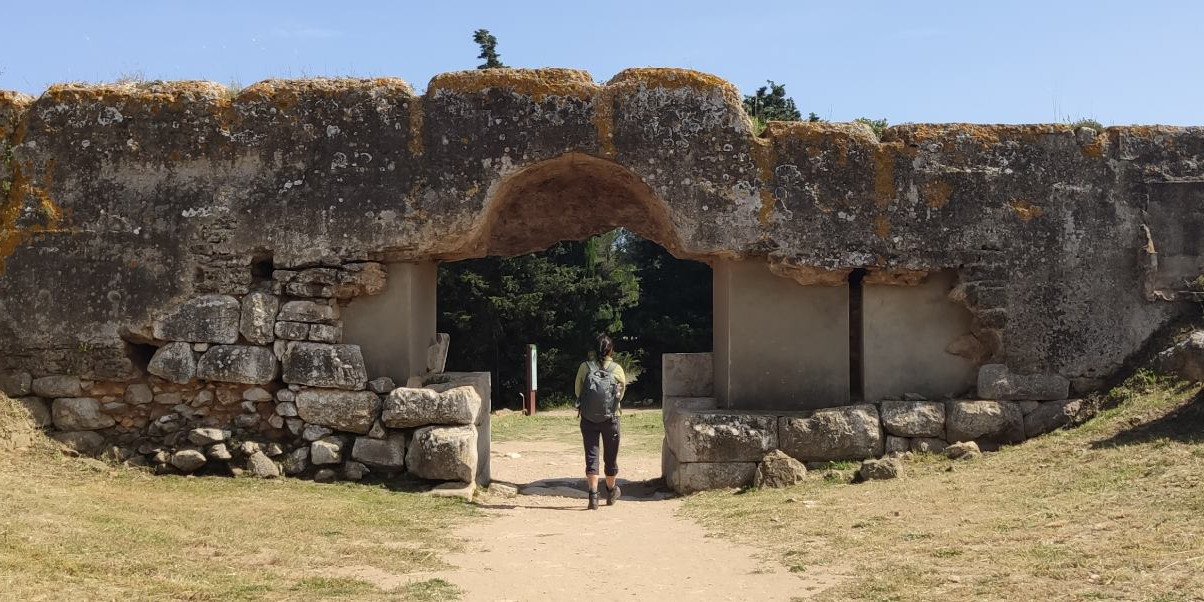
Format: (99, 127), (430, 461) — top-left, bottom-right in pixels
(587, 491), (599, 510)
(606, 484), (621, 506)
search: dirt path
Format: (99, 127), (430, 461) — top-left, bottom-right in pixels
(429, 437), (838, 601)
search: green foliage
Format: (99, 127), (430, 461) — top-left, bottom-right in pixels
(742, 80), (801, 123)
(1066, 117), (1104, 131)
(855, 117), (889, 138)
(808, 112), (822, 122)
(749, 115), (768, 136)
(472, 29), (505, 69)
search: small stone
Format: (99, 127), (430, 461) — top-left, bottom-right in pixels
(241, 400), (257, 413)
(367, 377), (396, 395)
(268, 414), (285, 429)
(274, 321), (309, 340)
(277, 300), (338, 324)
(51, 398), (115, 431)
(207, 443), (233, 460)
(342, 461), (368, 481)
(171, 449), (208, 473)
(147, 343), (197, 384)
(0, 371), (32, 397)
(944, 440), (982, 460)
(856, 457), (902, 481)
(902, 393), (927, 401)
(192, 389), (215, 406)
(242, 387), (273, 402)
(192, 342), (210, 352)
(313, 468), (338, 483)
(51, 431), (106, 456)
(273, 340), (290, 359)
(282, 447), (309, 475)
(154, 392), (182, 406)
(123, 383), (154, 405)
(286, 418), (304, 435)
(752, 449), (807, 489)
(235, 414), (259, 428)
(187, 427), (230, 446)
(275, 402), (298, 417)
(32, 375), (82, 398)
(302, 424), (332, 441)
(240, 441), (261, 456)
(885, 435), (910, 455)
(310, 437), (344, 465)
(275, 389), (296, 403)
(246, 451), (280, 478)
(488, 482), (518, 497)
(910, 437), (948, 454)
(368, 420), (386, 439)
(307, 323), (342, 344)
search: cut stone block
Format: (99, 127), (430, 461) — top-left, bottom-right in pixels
(351, 433), (407, 469)
(239, 291), (280, 345)
(665, 409), (777, 462)
(662, 353), (714, 397)
(295, 389), (381, 434)
(281, 343), (367, 390)
(945, 399), (1025, 446)
(32, 375), (82, 398)
(778, 404), (884, 462)
(196, 345), (278, 385)
(381, 385), (480, 428)
(880, 400), (945, 438)
(0, 371), (32, 397)
(667, 461), (756, 494)
(51, 397), (115, 431)
(147, 342), (196, 384)
(277, 300), (338, 324)
(427, 332), (450, 374)
(1023, 399), (1083, 438)
(14, 396), (52, 427)
(407, 425), (477, 483)
(152, 294), (240, 343)
(977, 364), (1069, 401)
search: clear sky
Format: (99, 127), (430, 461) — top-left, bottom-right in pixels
(2, 0), (1201, 125)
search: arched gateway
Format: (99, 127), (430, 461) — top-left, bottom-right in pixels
(0, 68), (1200, 492)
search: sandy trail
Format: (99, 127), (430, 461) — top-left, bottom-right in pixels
(430, 436), (837, 601)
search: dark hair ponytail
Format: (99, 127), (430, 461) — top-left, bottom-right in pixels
(596, 334), (614, 362)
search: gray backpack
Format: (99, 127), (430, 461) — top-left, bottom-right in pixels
(578, 360), (622, 423)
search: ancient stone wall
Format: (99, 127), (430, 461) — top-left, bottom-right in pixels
(1, 68), (1202, 476)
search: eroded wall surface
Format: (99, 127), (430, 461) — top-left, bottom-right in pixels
(0, 68), (1201, 401)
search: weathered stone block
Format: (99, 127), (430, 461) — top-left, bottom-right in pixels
(277, 300), (338, 324)
(196, 345), (278, 385)
(662, 396), (718, 417)
(123, 383), (153, 405)
(282, 447), (309, 475)
(152, 295), (241, 343)
(662, 353), (714, 397)
(307, 323), (342, 344)
(367, 377), (396, 394)
(187, 427), (229, 446)
(880, 400), (945, 438)
(246, 451), (280, 478)
(668, 461), (757, 494)
(885, 435), (910, 455)
(752, 449), (807, 488)
(295, 388), (380, 434)
(778, 404), (883, 462)
(857, 457), (902, 481)
(281, 343), (367, 390)
(336, 262), (387, 298)
(351, 433), (407, 469)
(32, 375), (82, 398)
(171, 449), (207, 472)
(274, 321), (309, 340)
(910, 437), (948, 454)
(51, 431), (106, 455)
(1023, 399), (1083, 438)
(1155, 331), (1204, 381)
(310, 437), (346, 465)
(977, 364), (1070, 401)
(407, 425), (477, 482)
(382, 386), (480, 428)
(945, 400), (1025, 445)
(14, 396), (52, 427)
(665, 410), (777, 462)
(427, 333), (450, 374)
(0, 371), (32, 397)
(51, 397), (115, 431)
(239, 291), (280, 345)
(147, 342), (196, 384)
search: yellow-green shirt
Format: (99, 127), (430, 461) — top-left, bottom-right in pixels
(574, 358), (627, 400)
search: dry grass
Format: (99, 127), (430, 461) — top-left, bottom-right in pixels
(490, 408), (665, 455)
(682, 372), (1204, 601)
(0, 394), (476, 601)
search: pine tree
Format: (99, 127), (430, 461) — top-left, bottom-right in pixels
(473, 29), (505, 69)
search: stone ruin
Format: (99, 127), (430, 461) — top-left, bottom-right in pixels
(0, 68), (1201, 493)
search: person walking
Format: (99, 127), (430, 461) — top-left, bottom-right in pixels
(575, 334), (626, 510)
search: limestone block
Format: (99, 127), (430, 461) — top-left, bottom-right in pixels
(777, 404), (884, 462)
(302, 424), (333, 441)
(123, 384), (153, 405)
(407, 425), (477, 482)
(343, 461), (368, 481)
(275, 402), (298, 417)
(880, 400), (945, 438)
(242, 387), (272, 402)
(977, 364), (1069, 401)
(246, 451), (280, 478)
(945, 400), (1025, 446)
(367, 377), (396, 394)
(382, 386), (480, 428)
(667, 461), (757, 494)
(187, 427), (229, 446)
(944, 441), (982, 460)
(295, 388), (380, 434)
(884, 435), (910, 455)
(662, 353), (714, 397)
(1155, 331), (1204, 381)
(51, 397), (115, 431)
(857, 457), (901, 481)
(752, 449), (807, 488)
(239, 291), (280, 345)
(32, 375), (82, 398)
(274, 321), (309, 340)
(351, 433), (407, 469)
(51, 431), (105, 455)
(310, 437), (346, 465)
(152, 294), (241, 343)
(0, 371), (32, 397)
(196, 345), (278, 385)
(335, 262), (387, 298)
(1023, 399), (1083, 438)
(282, 447), (309, 475)
(277, 300), (338, 324)
(662, 396), (717, 418)
(665, 410), (777, 462)
(171, 449), (207, 472)
(427, 333), (450, 374)
(147, 342), (196, 384)
(14, 396), (52, 427)
(307, 323), (343, 344)
(281, 343), (367, 390)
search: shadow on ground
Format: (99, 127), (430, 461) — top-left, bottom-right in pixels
(515, 476), (674, 502)
(1092, 389), (1204, 448)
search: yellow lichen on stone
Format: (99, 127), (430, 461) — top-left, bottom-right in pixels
(607, 68), (742, 107)
(408, 98), (425, 157)
(592, 87), (617, 158)
(750, 138), (777, 226)
(0, 160), (67, 275)
(872, 214), (891, 239)
(872, 146), (897, 207)
(921, 180), (953, 209)
(767, 255), (851, 286)
(1009, 199), (1044, 221)
(864, 269), (929, 286)
(427, 68), (596, 102)
(883, 123), (1071, 147)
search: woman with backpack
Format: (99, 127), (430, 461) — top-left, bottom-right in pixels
(575, 334), (627, 510)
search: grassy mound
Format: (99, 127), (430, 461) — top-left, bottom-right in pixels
(0, 393), (60, 456)
(682, 371), (1204, 600)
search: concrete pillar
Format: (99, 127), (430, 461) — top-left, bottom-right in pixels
(341, 262), (437, 384)
(713, 259), (850, 410)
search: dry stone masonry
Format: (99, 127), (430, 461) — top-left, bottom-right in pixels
(0, 68), (1201, 492)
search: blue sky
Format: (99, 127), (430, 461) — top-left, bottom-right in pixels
(2, 0), (1201, 125)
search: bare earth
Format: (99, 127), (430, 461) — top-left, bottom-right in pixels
(427, 437), (841, 601)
